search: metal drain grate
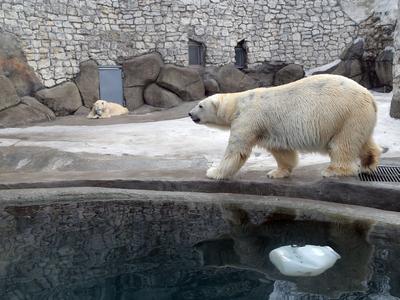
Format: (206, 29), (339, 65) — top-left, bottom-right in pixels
(359, 165), (400, 182)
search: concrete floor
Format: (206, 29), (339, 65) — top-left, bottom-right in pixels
(0, 92), (399, 211)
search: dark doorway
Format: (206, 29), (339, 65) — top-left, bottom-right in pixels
(188, 39), (206, 66)
(235, 40), (247, 69)
(98, 66), (124, 105)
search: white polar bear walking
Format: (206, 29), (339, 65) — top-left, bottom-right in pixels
(189, 74), (380, 179)
(87, 100), (129, 119)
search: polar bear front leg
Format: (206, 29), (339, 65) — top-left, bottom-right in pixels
(87, 108), (97, 119)
(267, 149), (299, 179)
(207, 130), (254, 180)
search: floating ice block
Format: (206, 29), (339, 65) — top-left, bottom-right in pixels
(269, 245), (341, 277)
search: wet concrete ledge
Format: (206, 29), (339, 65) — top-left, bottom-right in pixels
(1, 175), (399, 212)
(1, 187), (400, 226)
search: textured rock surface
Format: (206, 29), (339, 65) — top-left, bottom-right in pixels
(340, 38), (365, 60)
(246, 71), (275, 87)
(144, 83), (182, 108)
(123, 52), (163, 88)
(216, 65), (258, 93)
(74, 106), (91, 116)
(391, 14), (400, 118)
(0, 31), (43, 96)
(0, 103), (54, 128)
(124, 87), (144, 111)
(122, 53), (163, 110)
(157, 65), (205, 101)
(375, 48), (394, 88)
(332, 60), (363, 82)
(273, 64), (305, 86)
(75, 60), (99, 108)
(0, 0), (373, 85)
(203, 78), (220, 95)
(35, 82), (82, 116)
(0, 75), (20, 111)
(21, 96), (56, 120)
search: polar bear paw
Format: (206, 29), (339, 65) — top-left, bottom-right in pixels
(321, 164), (358, 177)
(267, 168), (290, 179)
(206, 167), (226, 180)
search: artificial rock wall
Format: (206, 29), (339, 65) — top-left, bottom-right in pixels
(0, 0), (396, 87)
(0, 0), (364, 87)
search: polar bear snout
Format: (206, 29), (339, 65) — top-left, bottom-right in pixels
(188, 111), (200, 123)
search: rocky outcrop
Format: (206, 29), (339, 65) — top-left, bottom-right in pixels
(144, 83), (182, 108)
(0, 100), (55, 128)
(375, 47), (394, 89)
(312, 39), (393, 90)
(332, 60), (363, 83)
(123, 53), (164, 110)
(157, 65), (205, 101)
(74, 106), (91, 116)
(21, 96), (56, 120)
(203, 78), (220, 95)
(35, 82), (82, 116)
(216, 65), (257, 93)
(123, 53), (163, 87)
(0, 31), (43, 97)
(273, 64), (305, 86)
(75, 60), (99, 108)
(0, 75), (20, 111)
(390, 20), (400, 119)
(124, 87), (144, 111)
(340, 38), (365, 60)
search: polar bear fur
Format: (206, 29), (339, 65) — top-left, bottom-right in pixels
(87, 100), (128, 119)
(189, 74), (380, 179)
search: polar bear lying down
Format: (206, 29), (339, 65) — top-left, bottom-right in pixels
(189, 74), (380, 179)
(87, 100), (128, 119)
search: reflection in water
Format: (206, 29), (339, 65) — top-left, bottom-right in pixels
(0, 199), (399, 299)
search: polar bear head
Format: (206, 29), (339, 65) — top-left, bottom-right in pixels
(93, 100), (108, 116)
(189, 94), (235, 127)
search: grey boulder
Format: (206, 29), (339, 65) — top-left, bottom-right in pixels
(0, 31), (43, 97)
(123, 52), (164, 88)
(203, 78), (220, 95)
(0, 75), (20, 111)
(340, 39), (365, 61)
(74, 106), (91, 116)
(274, 64), (305, 86)
(0, 102), (55, 128)
(332, 60), (363, 82)
(375, 48), (394, 88)
(144, 83), (182, 108)
(75, 60), (99, 108)
(35, 81), (82, 116)
(21, 96), (56, 120)
(124, 87), (144, 111)
(157, 65), (205, 101)
(216, 65), (258, 93)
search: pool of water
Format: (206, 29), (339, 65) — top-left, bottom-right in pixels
(0, 191), (399, 300)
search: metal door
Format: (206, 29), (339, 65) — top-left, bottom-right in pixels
(98, 66), (124, 105)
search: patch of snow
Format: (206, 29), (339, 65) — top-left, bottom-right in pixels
(16, 158), (30, 170)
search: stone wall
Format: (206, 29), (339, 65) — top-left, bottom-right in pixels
(0, 0), (363, 87)
(0, 0), (396, 88)
(390, 0), (400, 118)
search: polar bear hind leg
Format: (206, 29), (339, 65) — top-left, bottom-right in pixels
(359, 137), (381, 174)
(322, 118), (368, 177)
(267, 149), (299, 178)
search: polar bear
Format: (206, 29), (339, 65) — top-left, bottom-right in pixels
(189, 74), (380, 179)
(87, 100), (129, 119)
